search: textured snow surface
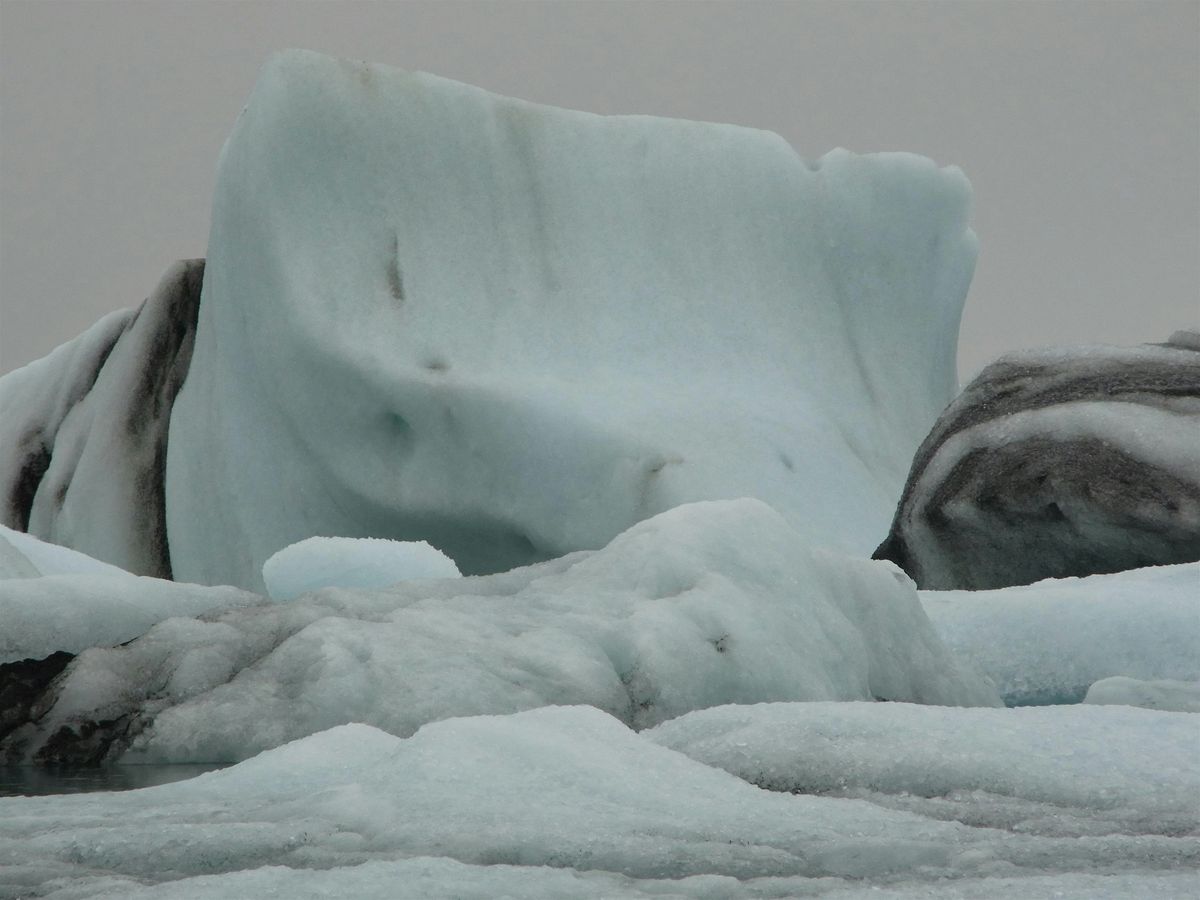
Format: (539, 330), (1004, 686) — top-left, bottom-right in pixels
(166, 48), (976, 590)
(2, 708), (1195, 900)
(1084, 676), (1200, 713)
(262, 535), (461, 600)
(647, 702), (1200, 836)
(5, 500), (997, 764)
(921, 563), (1200, 705)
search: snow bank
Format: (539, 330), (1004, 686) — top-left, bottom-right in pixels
(262, 535), (461, 600)
(1084, 676), (1200, 713)
(921, 563), (1199, 705)
(648, 701), (1199, 836)
(2, 708), (1194, 899)
(4, 500), (997, 765)
(166, 48), (976, 590)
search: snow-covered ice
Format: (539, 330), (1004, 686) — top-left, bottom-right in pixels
(1, 707), (1194, 900)
(161, 49), (976, 591)
(262, 535), (461, 600)
(3, 499), (997, 765)
(921, 562), (1200, 705)
(1084, 676), (1200, 713)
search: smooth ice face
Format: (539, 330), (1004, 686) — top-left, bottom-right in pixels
(262, 535), (461, 600)
(921, 563), (1200, 706)
(1, 707), (1195, 899)
(3, 500), (998, 765)
(166, 49), (976, 590)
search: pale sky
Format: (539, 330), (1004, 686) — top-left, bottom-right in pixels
(1, 0), (1197, 379)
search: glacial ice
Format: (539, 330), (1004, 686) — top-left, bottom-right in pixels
(163, 49), (976, 590)
(921, 562), (1200, 705)
(2, 500), (998, 765)
(1, 707), (1194, 900)
(262, 535), (461, 601)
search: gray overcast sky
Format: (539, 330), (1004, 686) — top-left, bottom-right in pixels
(1, 0), (1197, 379)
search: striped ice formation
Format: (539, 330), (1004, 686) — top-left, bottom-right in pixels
(875, 332), (1200, 589)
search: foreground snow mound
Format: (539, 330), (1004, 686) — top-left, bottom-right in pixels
(1084, 676), (1200, 713)
(648, 702), (1200, 837)
(0, 261), (204, 579)
(262, 535), (461, 600)
(166, 48), (977, 590)
(1, 708), (1195, 899)
(876, 335), (1200, 589)
(1, 500), (997, 765)
(921, 563), (1199, 705)
(38, 864), (1200, 900)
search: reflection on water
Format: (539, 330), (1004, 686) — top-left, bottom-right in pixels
(0, 765), (228, 797)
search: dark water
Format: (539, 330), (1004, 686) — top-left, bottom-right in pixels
(0, 765), (228, 797)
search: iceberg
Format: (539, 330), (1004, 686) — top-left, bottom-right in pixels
(1, 51), (976, 592)
(876, 334), (1200, 589)
(156, 49), (974, 589)
(0, 262), (203, 580)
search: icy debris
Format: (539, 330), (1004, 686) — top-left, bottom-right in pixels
(262, 535), (461, 600)
(3, 500), (998, 765)
(921, 563), (1199, 705)
(1084, 676), (1200, 713)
